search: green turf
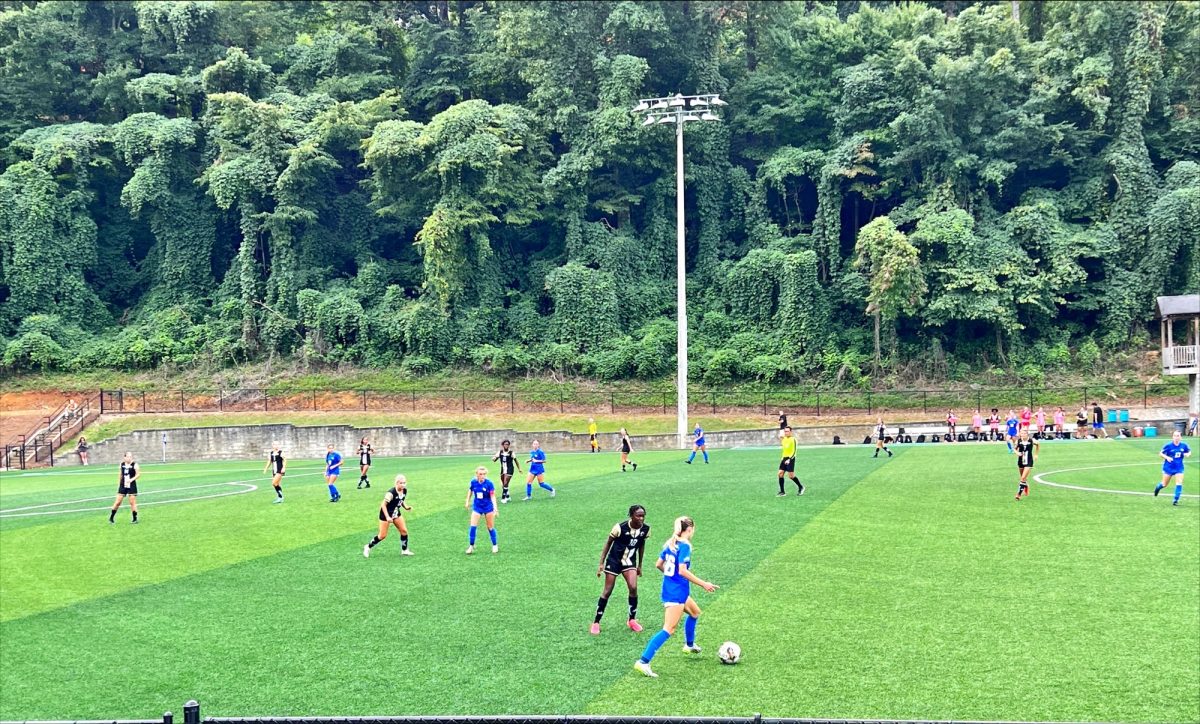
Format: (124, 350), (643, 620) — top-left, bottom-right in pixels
(1, 439), (1196, 722)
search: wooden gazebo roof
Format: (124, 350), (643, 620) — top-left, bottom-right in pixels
(1156, 294), (1199, 319)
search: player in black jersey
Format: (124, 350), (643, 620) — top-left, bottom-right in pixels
(873, 417), (892, 458)
(1014, 429), (1039, 501)
(364, 474), (412, 557)
(108, 452), (140, 524)
(491, 439), (522, 504)
(356, 437), (374, 489)
(619, 428), (638, 472)
(262, 444), (285, 503)
(591, 505), (650, 635)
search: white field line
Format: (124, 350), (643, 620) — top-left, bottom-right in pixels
(0, 472), (323, 518)
(1033, 462), (1198, 498)
(9, 463), (323, 478)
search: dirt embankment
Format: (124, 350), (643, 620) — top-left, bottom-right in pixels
(0, 391), (75, 443)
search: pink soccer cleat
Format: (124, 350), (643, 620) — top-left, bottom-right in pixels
(627, 619), (644, 633)
(589, 623), (600, 635)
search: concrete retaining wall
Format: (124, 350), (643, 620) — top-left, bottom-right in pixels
(58, 408), (1193, 466)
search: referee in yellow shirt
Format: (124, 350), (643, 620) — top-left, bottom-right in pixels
(777, 426), (805, 497)
(588, 418), (599, 453)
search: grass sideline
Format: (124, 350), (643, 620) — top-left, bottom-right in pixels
(1, 438), (1196, 722)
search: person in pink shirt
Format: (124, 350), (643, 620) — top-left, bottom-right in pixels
(1053, 407), (1065, 437)
(971, 411), (983, 437)
(946, 409), (958, 439)
(1019, 406), (1033, 430)
(1035, 407), (1046, 436)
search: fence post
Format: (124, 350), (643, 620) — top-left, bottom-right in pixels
(218, 389), (223, 412)
(264, 390), (269, 412)
(411, 390), (416, 412)
(1082, 386), (1087, 408)
(183, 700), (199, 724)
(1028, 389), (1034, 410)
(362, 390), (367, 412)
(663, 392), (667, 415)
(163, 712), (173, 724)
(313, 391), (318, 412)
(712, 390), (717, 414)
(816, 390), (821, 417)
(142, 391), (147, 413)
(180, 390), (186, 412)
(99, 389), (105, 414)
(1143, 383), (1148, 409)
(559, 389), (564, 413)
(762, 391), (767, 416)
(462, 391), (466, 413)
(976, 390), (981, 412)
(867, 391), (873, 415)
(922, 390), (927, 414)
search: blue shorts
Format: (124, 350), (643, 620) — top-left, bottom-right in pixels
(472, 505), (495, 515)
(327, 469), (340, 477)
(1163, 466), (1184, 477)
(694, 438), (706, 447)
(529, 465), (545, 476)
(1092, 422), (1104, 429)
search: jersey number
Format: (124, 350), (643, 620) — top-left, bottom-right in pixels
(662, 554), (676, 577)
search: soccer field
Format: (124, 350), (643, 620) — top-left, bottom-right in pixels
(1, 439), (1197, 723)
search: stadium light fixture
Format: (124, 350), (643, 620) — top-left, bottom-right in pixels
(629, 93), (729, 449)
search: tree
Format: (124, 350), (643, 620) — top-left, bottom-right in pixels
(853, 217), (926, 371)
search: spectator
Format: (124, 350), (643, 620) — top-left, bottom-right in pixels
(1091, 401), (1107, 439)
(76, 436), (90, 466)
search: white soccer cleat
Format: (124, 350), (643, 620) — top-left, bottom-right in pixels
(682, 644), (702, 654)
(273, 497), (283, 504)
(634, 661), (657, 678)
(401, 549), (414, 556)
(465, 545), (474, 555)
(492, 545), (499, 554)
(363, 545), (370, 558)
(550, 490), (556, 497)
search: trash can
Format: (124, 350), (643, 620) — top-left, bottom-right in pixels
(1133, 426), (1144, 437)
(1107, 409), (1117, 422)
(1119, 409), (1130, 423)
(1173, 421), (1187, 433)
(1145, 426), (1157, 437)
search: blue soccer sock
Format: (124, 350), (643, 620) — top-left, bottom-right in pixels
(327, 483), (338, 498)
(639, 629), (671, 664)
(702, 450), (709, 463)
(525, 483), (532, 497)
(489, 528), (498, 545)
(1155, 483), (1165, 495)
(684, 615), (698, 646)
(539, 482), (554, 492)
(687, 451), (696, 463)
(1174, 484), (1183, 504)
(1006, 441), (1013, 452)
(468, 526), (477, 545)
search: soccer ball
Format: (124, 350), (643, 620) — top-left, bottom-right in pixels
(717, 641), (741, 665)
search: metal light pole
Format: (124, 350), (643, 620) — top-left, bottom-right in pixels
(632, 93), (727, 449)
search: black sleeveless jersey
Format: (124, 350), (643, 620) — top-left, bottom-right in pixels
(383, 486), (407, 517)
(1016, 439), (1035, 467)
(605, 520), (650, 570)
(120, 462), (137, 484)
(496, 449), (516, 474)
(358, 444), (373, 465)
(269, 451), (284, 474)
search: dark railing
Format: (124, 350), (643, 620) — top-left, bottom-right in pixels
(96, 382), (1189, 418)
(2, 392), (100, 470)
(0, 699), (1110, 724)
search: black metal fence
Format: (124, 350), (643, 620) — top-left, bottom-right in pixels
(96, 382), (1189, 418)
(0, 700), (1111, 724)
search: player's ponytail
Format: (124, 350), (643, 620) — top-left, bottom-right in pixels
(665, 516), (694, 551)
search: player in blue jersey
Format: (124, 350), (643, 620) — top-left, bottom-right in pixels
(633, 516), (719, 678)
(1153, 430), (1191, 506)
(1004, 411), (1019, 453)
(325, 444), (342, 502)
(685, 424), (708, 464)
(523, 439), (555, 500)
(465, 466), (499, 554)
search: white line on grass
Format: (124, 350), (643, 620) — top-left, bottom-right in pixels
(1033, 462), (1198, 498)
(0, 472), (323, 518)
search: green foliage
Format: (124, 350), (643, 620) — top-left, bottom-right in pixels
(0, 0), (1193, 383)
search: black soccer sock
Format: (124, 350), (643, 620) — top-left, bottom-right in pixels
(628, 595), (638, 620)
(109, 508), (116, 522)
(594, 595), (609, 624)
(132, 510), (138, 521)
(368, 536), (381, 549)
(793, 476), (803, 492)
(274, 485), (283, 498)
(778, 477), (785, 494)
(401, 535), (409, 550)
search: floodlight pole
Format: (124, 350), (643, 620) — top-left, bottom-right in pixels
(632, 94), (726, 449)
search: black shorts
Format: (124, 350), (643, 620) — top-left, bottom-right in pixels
(1018, 463), (1033, 471)
(273, 469), (285, 477)
(379, 510), (401, 522)
(621, 443), (631, 454)
(603, 559), (637, 575)
(360, 455), (371, 466)
(779, 457), (795, 473)
(118, 483), (138, 495)
(500, 465), (515, 477)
